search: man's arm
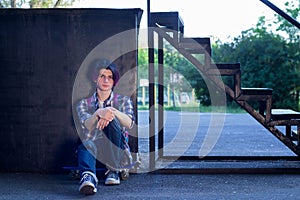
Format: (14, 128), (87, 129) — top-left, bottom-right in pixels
(77, 99), (98, 132)
(85, 107), (115, 131)
(113, 95), (135, 129)
(84, 113), (99, 131)
(110, 107), (133, 129)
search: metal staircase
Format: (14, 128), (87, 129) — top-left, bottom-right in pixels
(147, 10), (300, 171)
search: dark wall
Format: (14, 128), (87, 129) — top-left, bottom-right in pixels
(0, 8), (143, 173)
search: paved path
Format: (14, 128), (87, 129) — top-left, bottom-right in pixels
(1, 172), (300, 200)
(1, 111), (300, 199)
(138, 111), (295, 159)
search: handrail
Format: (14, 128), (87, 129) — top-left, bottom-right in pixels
(260, 0), (300, 29)
(147, 0), (156, 170)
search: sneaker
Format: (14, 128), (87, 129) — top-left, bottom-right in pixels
(105, 171), (120, 185)
(79, 171), (98, 195)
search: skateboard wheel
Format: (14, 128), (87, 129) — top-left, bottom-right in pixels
(120, 171), (129, 180)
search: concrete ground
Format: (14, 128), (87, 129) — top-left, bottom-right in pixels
(2, 111), (300, 199)
(1, 172), (300, 200)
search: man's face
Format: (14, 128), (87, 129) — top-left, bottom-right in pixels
(96, 69), (114, 91)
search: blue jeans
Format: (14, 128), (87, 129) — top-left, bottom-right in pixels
(77, 118), (125, 175)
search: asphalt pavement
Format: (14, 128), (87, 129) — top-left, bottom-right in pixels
(2, 111), (300, 199)
(138, 111), (296, 157)
(1, 172), (300, 200)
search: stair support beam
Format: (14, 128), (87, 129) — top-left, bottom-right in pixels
(235, 71), (242, 98)
(268, 120), (300, 148)
(148, 27), (156, 171)
(206, 63), (241, 98)
(237, 100), (300, 155)
(154, 28), (236, 99)
(268, 125), (300, 155)
(158, 34), (164, 159)
(237, 88), (272, 123)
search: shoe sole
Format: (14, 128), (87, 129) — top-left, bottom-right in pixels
(105, 180), (120, 185)
(79, 183), (97, 195)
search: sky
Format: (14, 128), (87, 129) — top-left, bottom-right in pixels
(73, 0), (289, 42)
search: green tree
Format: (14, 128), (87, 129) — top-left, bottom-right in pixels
(213, 16), (300, 109)
(0, 0), (78, 8)
(274, 0), (300, 42)
(138, 48), (149, 80)
(274, 0), (300, 108)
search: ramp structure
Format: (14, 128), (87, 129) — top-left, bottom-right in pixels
(0, 8), (143, 172)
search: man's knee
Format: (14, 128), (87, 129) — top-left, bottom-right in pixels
(106, 118), (121, 130)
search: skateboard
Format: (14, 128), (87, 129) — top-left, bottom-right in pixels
(119, 160), (141, 180)
(63, 160), (141, 181)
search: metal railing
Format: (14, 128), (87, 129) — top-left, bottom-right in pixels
(260, 0), (300, 29)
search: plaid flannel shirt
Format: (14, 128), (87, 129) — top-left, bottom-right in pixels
(76, 91), (135, 141)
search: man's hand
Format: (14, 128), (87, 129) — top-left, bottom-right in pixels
(95, 107), (115, 121)
(96, 118), (110, 130)
(95, 107), (116, 129)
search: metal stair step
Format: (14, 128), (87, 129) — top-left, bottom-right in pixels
(271, 109), (300, 120)
(177, 37), (212, 66)
(241, 88), (273, 95)
(178, 37), (211, 68)
(178, 37), (211, 54)
(237, 88), (273, 101)
(150, 12), (184, 31)
(205, 63), (242, 98)
(150, 12), (184, 42)
(206, 63), (241, 75)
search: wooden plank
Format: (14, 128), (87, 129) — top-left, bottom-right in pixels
(237, 88), (272, 101)
(206, 64), (241, 76)
(150, 12), (184, 42)
(214, 63), (241, 69)
(150, 12), (184, 30)
(268, 120), (300, 126)
(179, 37), (210, 49)
(241, 88), (273, 95)
(271, 109), (300, 120)
(178, 37), (211, 67)
(235, 72), (242, 98)
(206, 63), (241, 97)
(206, 68), (240, 76)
